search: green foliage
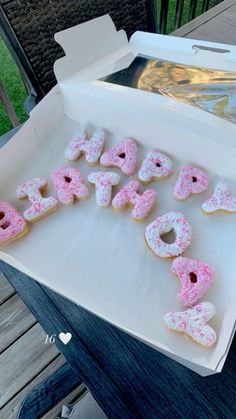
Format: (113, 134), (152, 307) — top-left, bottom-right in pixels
(0, 36), (28, 136)
(156, 0), (216, 34)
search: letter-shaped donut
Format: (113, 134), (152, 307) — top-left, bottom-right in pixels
(100, 138), (137, 176)
(164, 302), (217, 347)
(202, 182), (236, 213)
(112, 181), (156, 220)
(17, 177), (58, 222)
(138, 150), (172, 183)
(88, 171), (120, 207)
(172, 256), (215, 307)
(51, 166), (89, 205)
(145, 211), (192, 258)
(173, 165), (208, 200)
(0, 201), (28, 245)
(65, 128), (105, 164)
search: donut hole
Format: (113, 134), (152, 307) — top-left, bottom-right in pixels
(64, 176), (72, 184)
(119, 152), (126, 159)
(192, 176), (198, 183)
(160, 229), (176, 244)
(156, 162), (161, 168)
(189, 272), (197, 283)
(1, 221), (10, 230)
(0, 211), (5, 220)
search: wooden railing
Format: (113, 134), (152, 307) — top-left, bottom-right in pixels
(158, 0), (214, 34)
(0, 79), (19, 128)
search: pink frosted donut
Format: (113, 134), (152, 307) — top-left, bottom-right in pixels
(51, 166), (89, 205)
(112, 181), (156, 220)
(65, 128), (105, 164)
(17, 177), (58, 222)
(202, 182), (236, 213)
(88, 171), (120, 207)
(138, 150), (172, 183)
(100, 138), (137, 176)
(0, 201), (28, 245)
(172, 256), (215, 307)
(145, 211), (192, 258)
(173, 165), (208, 200)
(164, 301), (217, 347)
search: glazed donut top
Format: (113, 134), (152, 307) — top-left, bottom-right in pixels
(17, 177), (48, 200)
(202, 181), (236, 213)
(112, 181), (156, 220)
(172, 256), (215, 307)
(65, 128), (105, 164)
(0, 201), (27, 244)
(51, 166), (89, 205)
(17, 177), (58, 222)
(100, 138), (137, 176)
(164, 301), (217, 347)
(145, 211), (192, 258)
(88, 171), (120, 207)
(138, 150), (172, 183)
(173, 165), (208, 200)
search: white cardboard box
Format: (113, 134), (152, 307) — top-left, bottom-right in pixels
(0, 15), (236, 376)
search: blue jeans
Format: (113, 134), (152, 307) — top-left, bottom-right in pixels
(1, 260), (236, 419)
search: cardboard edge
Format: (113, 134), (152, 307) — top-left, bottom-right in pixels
(212, 318), (236, 372)
(215, 320), (236, 372)
(130, 31), (236, 56)
(130, 31), (236, 70)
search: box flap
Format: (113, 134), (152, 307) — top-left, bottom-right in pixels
(54, 15), (128, 82)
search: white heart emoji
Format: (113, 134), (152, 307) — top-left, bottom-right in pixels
(59, 332), (72, 345)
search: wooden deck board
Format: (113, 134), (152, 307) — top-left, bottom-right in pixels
(0, 271), (83, 417)
(0, 355), (65, 419)
(172, 0), (236, 47)
(0, 270), (15, 304)
(218, 6), (236, 28)
(0, 293), (36, 353)
(0, 322), (59, 407)
(177, 15), (236, 44)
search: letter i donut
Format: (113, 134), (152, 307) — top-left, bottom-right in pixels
(17, 177), (58, 222)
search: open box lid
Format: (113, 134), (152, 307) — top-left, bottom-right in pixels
(54, 15), (236, 129)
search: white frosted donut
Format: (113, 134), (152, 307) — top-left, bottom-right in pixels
(65, 128), (105, 164)
(145, 211), (192, 258)
(138, 150), (172, 183)
(202, 181), (236, 213)
(17, 177), (58, 222)
(164, 301), (217, 347)
(88, 171), (120, 207)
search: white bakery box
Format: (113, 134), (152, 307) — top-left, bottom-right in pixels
(0, 15), (236, 376)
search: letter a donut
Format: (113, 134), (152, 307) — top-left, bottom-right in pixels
(173, 165), (208, 200)
(100, 138), (137, 176)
